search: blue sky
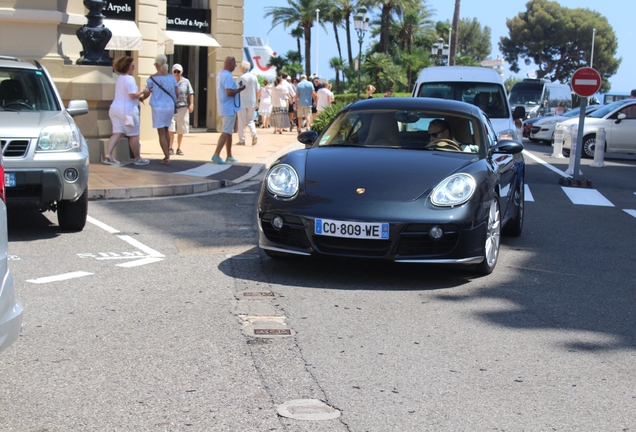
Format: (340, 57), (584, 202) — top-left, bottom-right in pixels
(244, 0), (633, 94)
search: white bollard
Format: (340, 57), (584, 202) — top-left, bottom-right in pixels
(591, 127), (606, 167)
(551, 123), (565, 158)
(566, 124), (583, 176)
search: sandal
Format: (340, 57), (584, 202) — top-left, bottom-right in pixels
(176, 149), (184, 156)
(161, 158), (170, 165)
(102, 155), (120, 166)
(134, 158), (150, 166)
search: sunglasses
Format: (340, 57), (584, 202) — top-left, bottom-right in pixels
(429, 129), (447, 138)
(173, 70), (181, 74)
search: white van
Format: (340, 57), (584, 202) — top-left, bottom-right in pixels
(412, 66), (525, 141)
(508, 78), (572, 118)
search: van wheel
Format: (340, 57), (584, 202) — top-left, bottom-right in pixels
(57, 189), (88, 231)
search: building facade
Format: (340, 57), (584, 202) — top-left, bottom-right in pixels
(0, 0), (244, 162)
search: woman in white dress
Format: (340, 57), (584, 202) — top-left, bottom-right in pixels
(258, 79), (272, 128)
(270, 76), (290, 134)
(139, 54), (178, 165)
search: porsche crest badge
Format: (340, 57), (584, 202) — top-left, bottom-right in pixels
(356, 188), (365, 194)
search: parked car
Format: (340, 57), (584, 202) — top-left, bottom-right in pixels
(0, 55), (90, 231)
(257, 98), (525, 275)
(522, 117), (542, 139)
(529, 104), (601, 144)
(560, 99), (636, 158)
(0, 152), (22, 353)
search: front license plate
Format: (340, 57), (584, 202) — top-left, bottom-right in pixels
(315, 218), (389, 240)
(4, 173), (15, 188)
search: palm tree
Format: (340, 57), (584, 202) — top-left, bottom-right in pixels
(324, 5), (344, 61)
(329, 57), (345, 93)
(335, 0), (359, 69)
(265, 0), (328, 76)
(362, 52), (393, 90)
(290, 26), (304, 62)
(391, 3), (434, 86)
(450, 0), (460, 66)
(372, 0), (417, 54)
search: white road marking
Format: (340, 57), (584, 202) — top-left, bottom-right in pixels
(117, 257), (164, 268)
(524, 184), (534, 202)
(522, 150), (572, 178)
(173, 163), (231, 177)
(623, 209), (636, 218)
(87, 215), (120, 234)
(87, 216), (165, 266)
(500, 184), (510, 197)
(561, 187), (614, 207)
(116, 235), (165, 258)
(27, 271), (93, 284)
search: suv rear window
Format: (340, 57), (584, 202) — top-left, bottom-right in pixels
(415, 82), (510, 119)
(0, 68), (60, 112)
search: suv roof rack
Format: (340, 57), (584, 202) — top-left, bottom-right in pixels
(0, 56), (22, 62)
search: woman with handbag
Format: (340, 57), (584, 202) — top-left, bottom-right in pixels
(103, 56), (148, 166)
(139, 54), (178, 165)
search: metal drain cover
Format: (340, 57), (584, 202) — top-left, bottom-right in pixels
(276, 399), (341, 420)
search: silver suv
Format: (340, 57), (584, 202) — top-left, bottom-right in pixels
(0, 56), (89, 231)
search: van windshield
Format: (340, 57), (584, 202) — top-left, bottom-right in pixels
(415, 82), (509, 119)
(508, 82), (543, 106)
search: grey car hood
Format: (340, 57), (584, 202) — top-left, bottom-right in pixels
(0, 111), (72, 139)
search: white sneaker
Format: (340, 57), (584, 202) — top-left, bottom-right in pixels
(252, 136), (258, 145)
(134, 158), (150, 166)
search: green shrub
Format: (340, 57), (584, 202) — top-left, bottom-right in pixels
(310, 102), (346, 135)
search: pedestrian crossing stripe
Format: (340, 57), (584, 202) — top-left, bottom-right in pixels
(624, 209), (636, 219)
(561, 187), (614, 207)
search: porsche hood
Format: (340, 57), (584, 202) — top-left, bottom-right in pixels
(303, 147), (474, 202)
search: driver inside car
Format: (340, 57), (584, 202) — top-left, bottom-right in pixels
(427, 119), (478, 153)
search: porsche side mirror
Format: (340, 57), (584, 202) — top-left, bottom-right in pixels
(615, 113), (626, 124)
(490, 139), (524, 155)
(297, 130), (318, 147)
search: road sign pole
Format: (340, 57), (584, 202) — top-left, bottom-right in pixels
(571, 96), (588, 180)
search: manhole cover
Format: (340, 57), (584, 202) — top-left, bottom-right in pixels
(277, 399), (341, 421)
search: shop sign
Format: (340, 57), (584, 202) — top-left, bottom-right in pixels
(102, 0), (136, 21)
(167, 6), (211, 34)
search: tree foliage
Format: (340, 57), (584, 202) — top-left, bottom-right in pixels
(499, 0), (620, 92)
(456, 18), (491, 64)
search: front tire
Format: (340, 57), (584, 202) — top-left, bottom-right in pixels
(57, 189), (88, 231)
(475, 197), (501, 275)
(503, 173), (524, 237)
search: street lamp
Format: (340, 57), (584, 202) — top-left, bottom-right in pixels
(316, 9), (320, 76)
(431, 37), (449, 66)
(354, 7), (369, 100)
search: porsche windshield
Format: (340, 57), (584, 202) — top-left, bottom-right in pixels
(318, 109), (483, 154)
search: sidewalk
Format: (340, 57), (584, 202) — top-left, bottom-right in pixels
(88, 128), (304, 199)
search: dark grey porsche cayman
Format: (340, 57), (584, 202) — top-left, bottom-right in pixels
(257, 98), (525, 274)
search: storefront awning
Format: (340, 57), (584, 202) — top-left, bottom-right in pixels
(165, 30), (221, 48)
(104, 19), (143, 51)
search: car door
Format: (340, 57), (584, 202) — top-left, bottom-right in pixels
(608, 101), (636, 152)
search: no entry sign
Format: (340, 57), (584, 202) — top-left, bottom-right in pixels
(571, 67), (601, 97)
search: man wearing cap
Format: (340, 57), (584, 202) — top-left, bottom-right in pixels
(236, 60), (260, 146)
(295, 75), (315, 133)
(169, 63), (194, 155)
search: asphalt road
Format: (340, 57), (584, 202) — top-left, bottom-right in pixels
(1, 144), (635, 431)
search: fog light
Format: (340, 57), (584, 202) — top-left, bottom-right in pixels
(64, 168), (79, 183)
(272, 216), (284, 230)
(429, 225), (443, 240)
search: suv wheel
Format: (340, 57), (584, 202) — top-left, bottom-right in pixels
(57, 189), (88, 231)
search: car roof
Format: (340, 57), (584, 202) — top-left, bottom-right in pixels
(0, 56), (38, 70)
(415, 66), (503, 84)
(348, 97), (482, 117)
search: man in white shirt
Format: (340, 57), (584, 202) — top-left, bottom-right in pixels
(281, 73), (296, 131)
(237, 61), (260, 145)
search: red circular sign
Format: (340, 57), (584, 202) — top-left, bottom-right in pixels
(571, 67), (601, 97)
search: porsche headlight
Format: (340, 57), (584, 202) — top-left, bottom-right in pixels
(37, 124), (81, 151)
(266, 164), (299, 198)
(430, 173), (476, 207)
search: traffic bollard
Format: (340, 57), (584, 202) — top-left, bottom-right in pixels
(591, 127), (606, 167)
(566, 124), (582, 176)
(551, 123), (565, 158)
